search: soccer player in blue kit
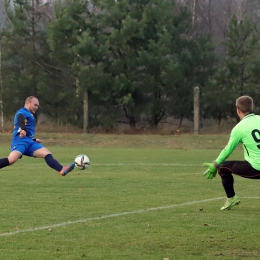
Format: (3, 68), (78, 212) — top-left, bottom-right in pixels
(0, 96), (75, 176)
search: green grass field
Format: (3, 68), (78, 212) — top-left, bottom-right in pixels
(0, 133), (259, 260)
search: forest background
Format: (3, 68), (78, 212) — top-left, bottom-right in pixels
(0, 0), (260, 134)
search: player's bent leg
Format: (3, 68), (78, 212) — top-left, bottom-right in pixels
(8, 150), (23, 165)
(33, 147), (75, 175)
(218, 165), (235, 198)
(44, 153), (63, 172)
(218, 160), (259, 211)
(33, 147), (52, 158)
(218, 162), (239, 210)
(0, 151), (21, 169)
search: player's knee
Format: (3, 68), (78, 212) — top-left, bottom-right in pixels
(8, 157), (18, 165)
(44, 153), (53, 159)
(218, 166), (232, 177)
(8, 152), (22, 165)
(33, 148), (52, 158)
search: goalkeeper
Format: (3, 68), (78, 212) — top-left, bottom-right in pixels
(203, 96), (260, 210)
(0, 96), (75, 176)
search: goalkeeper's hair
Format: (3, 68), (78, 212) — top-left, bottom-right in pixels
(236, 96), (254, 113)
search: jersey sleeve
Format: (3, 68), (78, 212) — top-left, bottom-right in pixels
(17, 113), (26, 131)
(215, 127), (241, 165)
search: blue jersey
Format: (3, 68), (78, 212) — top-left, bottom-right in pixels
(12, 107), (36, 140)
(11, 106), (44, 156)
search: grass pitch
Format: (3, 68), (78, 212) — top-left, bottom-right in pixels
(0, 134), (259, 259)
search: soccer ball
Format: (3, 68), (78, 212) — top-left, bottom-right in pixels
(74, 154), (90, 170)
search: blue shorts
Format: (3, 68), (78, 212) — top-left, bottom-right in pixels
(11, 136), (44, 157)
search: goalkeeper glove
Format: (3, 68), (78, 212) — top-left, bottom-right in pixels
(203, 162), (217, 179)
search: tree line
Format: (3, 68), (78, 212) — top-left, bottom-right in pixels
(0, 0), (260, 132)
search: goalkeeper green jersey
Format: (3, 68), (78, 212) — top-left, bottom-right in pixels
(216, 113), (260, 170)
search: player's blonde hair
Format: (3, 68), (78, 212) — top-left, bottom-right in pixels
(236, 96), (254, 113)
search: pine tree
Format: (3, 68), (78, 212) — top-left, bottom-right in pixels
(47, 0), (114, 130)
(1, 0), (76, 123)
(94, 0), (216, 129)
(204, 15), (260, 123)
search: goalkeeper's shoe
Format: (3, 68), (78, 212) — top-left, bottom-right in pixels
(220, 195), (240, 210)
(60, 163), (75, 176)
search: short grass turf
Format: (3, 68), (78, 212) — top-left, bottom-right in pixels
(0, 134), (259, 260)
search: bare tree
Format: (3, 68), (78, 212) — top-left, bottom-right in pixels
(178, 0), (259, 58)
(237, 0), (260, 24)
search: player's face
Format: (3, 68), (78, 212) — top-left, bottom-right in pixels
(29, 98), (39, 114)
